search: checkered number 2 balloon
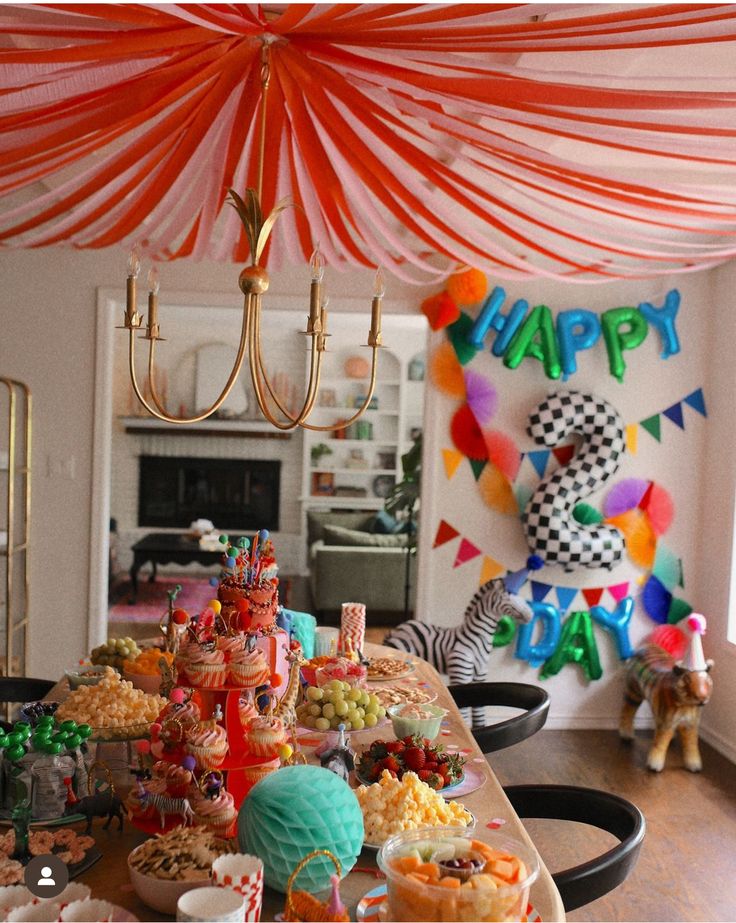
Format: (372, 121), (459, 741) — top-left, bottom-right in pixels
(522, 391), (626, 572)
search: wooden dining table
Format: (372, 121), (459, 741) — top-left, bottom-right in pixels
(44, 643), (565, 922)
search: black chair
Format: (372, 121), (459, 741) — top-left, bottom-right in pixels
(447, 682), (550, 753)
(0, 677), (55, 705)
(504, 784), (646, 912)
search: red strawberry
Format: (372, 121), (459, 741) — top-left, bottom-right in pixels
(369, 764), (382, 781)
(381, 755), (401, 773)
(427, 773), (445, 791)
(403, 747), (426, 772)
(418, 769), (433, 783)
(402, 735), (417, 746)
(386, 770), (399, 779)
(424, 761), (439, 773)
(422, 738), (432, 748)
(386, 741), (405, 754)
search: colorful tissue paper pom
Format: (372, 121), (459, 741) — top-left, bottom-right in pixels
(606, 508), (656, 570)
(667, 597), (693, 624)
(463, 370), (498, 426)
(430, 341), (466, 399)
(421, 291), (460, 331)
(484, 430), (521, 482)
(650, 624), (688, 659)
(573, 503), (603, 525)
(643, 575), (672, 624)
(451, 403), (488, 461)
(652, 544), (681, 591)
(643, 483), (674, 536)
(478, 462), (518, 515)
(603, 478), (649, 517)
(446, 267), (487, 305)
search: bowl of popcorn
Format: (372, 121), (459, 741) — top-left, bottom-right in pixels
(387, 703), (447, 743)
(55, 666), (166, 740)
(127, 824), (235, 914)
(378, 826), (540, 922)
(355, 769), (473, 848)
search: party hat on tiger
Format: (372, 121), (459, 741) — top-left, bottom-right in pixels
(504, 555), (544, 594)
(684, 613), (708, 672)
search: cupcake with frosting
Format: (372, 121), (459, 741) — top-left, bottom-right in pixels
(158, 696), (201, 729)
(125, 782), (154, 821)
(186, 719), (229, 769)
(242, 756), (281, 790)
(215, 634), (248, 661)
(229, 646), (271, 688)
(192, 787), (237, 836)
(238, 694), (260, 733)
(246, 715), (287, 757)
(184, 645), (226, 688)
(152, 760), (193, 798)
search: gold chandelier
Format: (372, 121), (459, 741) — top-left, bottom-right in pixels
(119, 42), (383, 431)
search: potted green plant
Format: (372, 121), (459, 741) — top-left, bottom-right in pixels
(385, 432), (422, 619)
(310, 443), (334, 468)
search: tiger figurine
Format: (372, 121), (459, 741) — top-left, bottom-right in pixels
(620, 642), (713, 772)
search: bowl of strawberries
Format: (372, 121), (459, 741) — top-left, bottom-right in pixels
(356, 735), (466, 792)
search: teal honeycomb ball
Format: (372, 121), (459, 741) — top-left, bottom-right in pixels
(238, 765), (364, 893)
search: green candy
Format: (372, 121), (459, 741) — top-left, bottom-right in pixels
(13, 724), (31, 740)
(46, 742), (63, 755)
(37, 716), (54, 728)
(76, 724), (92, 740)
(65, 734), (82, 750)
(52, 731), (69, 743)
(6, 745), (25, 762)
(5, 732), (23, 747)
(0, 737), (8, 751)
(59, 720), (77, 733)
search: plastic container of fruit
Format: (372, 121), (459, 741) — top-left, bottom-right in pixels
(19, 701), (59, 726)
(377, 826), (539, 923)
(315, 658), (367, 688)
(387, 703), (447, 743)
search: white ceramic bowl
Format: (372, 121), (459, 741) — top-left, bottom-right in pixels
(128, 847), (210, 915)
(65, 666), (107, 689)
(387, 703), (447, 742)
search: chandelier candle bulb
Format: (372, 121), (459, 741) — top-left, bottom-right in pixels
(369, 268), (384, 345)
(125, 247), (141, 327)
(147, 265), (160, 335)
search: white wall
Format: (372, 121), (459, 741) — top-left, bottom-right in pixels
(693, 260), (736, 762)
(417, 272), (715, 729)
(0, 246), (423, 679)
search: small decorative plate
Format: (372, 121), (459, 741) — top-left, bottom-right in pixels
(356, 884), (542, 922)
(366, 659), (415, 682)
(354, 766), (465, 794)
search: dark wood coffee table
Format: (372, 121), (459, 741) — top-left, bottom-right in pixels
(128, 532), (222, 603)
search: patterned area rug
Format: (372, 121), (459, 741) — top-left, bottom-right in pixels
(109, 575), (216, 623)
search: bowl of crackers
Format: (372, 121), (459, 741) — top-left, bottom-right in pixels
(127, 825), (235, 914)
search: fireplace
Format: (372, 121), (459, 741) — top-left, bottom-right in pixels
(138, 456), (280, 531)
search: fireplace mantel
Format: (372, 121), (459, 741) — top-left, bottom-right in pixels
(120, 417), (292, 440)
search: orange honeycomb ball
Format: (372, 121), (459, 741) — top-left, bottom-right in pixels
(446, 267), (487, 305)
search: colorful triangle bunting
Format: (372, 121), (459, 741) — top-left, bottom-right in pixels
(662, 402), (685, 430)
(479, 555), (505, 585)
(531, 581), (552, 602)
(683, 388), (707, 418)
(625, 423), (638, 455)
(552, 445), (575, 466)
(453, 538), (482, 568)
(555, 586), (578, 613)
(442, 448), (463, 481)
(608, 582), (630, 603)
(527, 450), (551, 478)
(640, 414), (661, 442)
(582, 587), (604, 608)
(469, 458), (487, 481)
(433, 520), (460, 549)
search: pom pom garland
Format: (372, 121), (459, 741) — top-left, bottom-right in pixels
(446, 267), (487, 305)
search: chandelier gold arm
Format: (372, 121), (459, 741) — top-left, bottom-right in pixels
(127, 297), (250, 424)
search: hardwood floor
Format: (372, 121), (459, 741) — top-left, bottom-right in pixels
(490, 729), (736, 922)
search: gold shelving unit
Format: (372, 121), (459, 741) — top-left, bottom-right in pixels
(1, 377), (30, 687)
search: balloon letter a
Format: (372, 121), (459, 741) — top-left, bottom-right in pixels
(540, 610), (603, 681)
(504, 305), (562, 380)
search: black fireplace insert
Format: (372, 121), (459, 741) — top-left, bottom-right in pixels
(138, 456), (280, 531)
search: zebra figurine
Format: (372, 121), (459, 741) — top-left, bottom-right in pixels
(136, 780), (194, 829)
(384, 556), (543, 727)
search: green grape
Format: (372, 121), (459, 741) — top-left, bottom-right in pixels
(347, 688), (361, 702)
(308, 704), (322, 717)
(360, 692), (370, 706)
(306, 686), (323, 701)
(364, 713), (378, 728)
(365, 702), (379, 716)
(322, 703), (335, 720)
(342, 720), (352, 731)
(377, 707), (386, 719)
(331, 694), (344, 707)
(314, 717), (330, 731)
(334, 700), (348, 717)
(329, 679), (343, 692)
(329, 716), (342, 729)
(352, 717), (365, 730)
(304, 716), (317, 728)
(341, 682), (351, 694)
(356, 707), (365, 719)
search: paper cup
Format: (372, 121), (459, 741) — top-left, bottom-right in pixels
(7, 902), (61, 922)
(177, 886), (245, 922)
(340, 601), (366, 654)
(60, 899), (116, 922)
(57, 883), (91, 908)
(212, 854), (264, 923)
(314, 626), (340, 657)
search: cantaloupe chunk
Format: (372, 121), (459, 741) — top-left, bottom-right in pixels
(395, 855), (421, 875)
(438, 876), (461, 889)
(417, 862), (440, 879)
(490, 858), (514, 881)
(406, 872), (430, 884)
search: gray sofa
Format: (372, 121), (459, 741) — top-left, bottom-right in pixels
(306, 510), (416, 622)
